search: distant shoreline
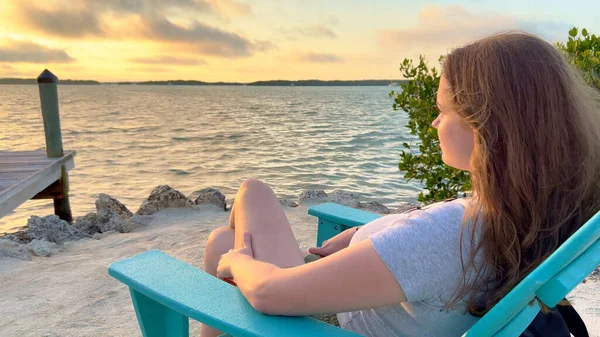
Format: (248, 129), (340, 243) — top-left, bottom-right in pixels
(0, 78), (407, 86)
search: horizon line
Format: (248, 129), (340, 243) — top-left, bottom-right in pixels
(0, 77), (406, 84)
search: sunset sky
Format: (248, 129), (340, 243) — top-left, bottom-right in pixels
(0, 0), (598, 82)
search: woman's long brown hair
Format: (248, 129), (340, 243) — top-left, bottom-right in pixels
(442, 32), (600, 315)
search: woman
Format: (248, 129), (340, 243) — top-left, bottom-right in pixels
(202, 32), (600, 337)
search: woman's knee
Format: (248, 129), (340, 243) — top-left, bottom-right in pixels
(239, 178), (272, 195)
(206, 226), (234, 254)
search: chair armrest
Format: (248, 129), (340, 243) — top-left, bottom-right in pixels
(109, 250), (362, 337)
(308, 203), (382, 246)
(308, 203), (382, 227)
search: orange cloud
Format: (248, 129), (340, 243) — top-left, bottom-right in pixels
(14, 2), (104, 38)
(6, 0), (266, 58)
(133, 16), (257, 57)
(0, 39), (75, 63)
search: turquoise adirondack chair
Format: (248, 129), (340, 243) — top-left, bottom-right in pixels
(108, 202), (600, 337)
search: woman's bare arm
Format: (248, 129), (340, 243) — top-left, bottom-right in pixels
(253, 239), (406, 315)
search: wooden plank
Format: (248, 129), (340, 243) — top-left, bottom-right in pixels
(0, 174), (28, 180)
(0, 150), (63, 154)
(0, 151), (76, 218)
(0, 150), (47, 157)
(0, 162), (48, 168)
(0, 166), (47, 174)
(0, 172), (38, 179)
(0, 156), (50, 161)
(0, 152), (52, 156)
(0, 153), (47, 158)
(0, 150), (67, 157)
(0, 169), (41, 175)
(0, 165), (62, 218)
(0, 179), (24, 186)
(0, 156), (52, 165)
(0, 159), (60, 167)
(0, 151), (75, 197)
(0, 150), (74, 162)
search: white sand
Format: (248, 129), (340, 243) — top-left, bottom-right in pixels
(0, 205), (598, 337)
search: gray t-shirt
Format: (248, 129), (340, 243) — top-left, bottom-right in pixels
(337, 198), (484, 337)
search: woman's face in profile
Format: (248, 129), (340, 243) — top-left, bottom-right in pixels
(432, 75), (475, 171)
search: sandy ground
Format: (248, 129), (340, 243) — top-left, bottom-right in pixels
(0, 205), (598, 337)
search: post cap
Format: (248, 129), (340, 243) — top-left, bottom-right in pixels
(37, 69), (58, 84)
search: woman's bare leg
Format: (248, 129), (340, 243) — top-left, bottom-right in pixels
(201, 226), (234, 337)
(201, 178), (304, 337)
(230, 178), (305, 266)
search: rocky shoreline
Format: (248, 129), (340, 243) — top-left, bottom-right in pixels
(0, 185), (417, 261)
(0, 185), (598, 336)
(3, 185), (596, 282)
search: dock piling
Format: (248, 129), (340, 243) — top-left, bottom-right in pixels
(37, 69), (73, 223)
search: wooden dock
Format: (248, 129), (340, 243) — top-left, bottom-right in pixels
(0, 69), (75, 224)
(0, 150), (76, 219)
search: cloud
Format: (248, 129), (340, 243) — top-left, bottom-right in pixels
(9, 1), (267, 58)
(253, 40), (278, 52)
(377, 5), (571, 53)
(298, 24), (337, 38)
(284, 24), (337, 39)
(137, 16), (260, 57)
(0, 40), (75, 63)
(88, 0), (252, 19)
(88, 0), (213, 16)
(296, 52), (343, 63)
(1, 64), (13, 70)
(17, 3), (104, 38)
(129, 56), (208, 65)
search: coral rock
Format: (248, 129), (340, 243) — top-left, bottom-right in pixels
(96, 193), (133, 219)
(0, 238), (31, 261)
(279, 198), (299, 207)
(327, 190), (361, 208)
(357, 201), (390, 214)
(25, 239), (58, 257)
(26, 215), (90, 244)
(136, 185), (196, 215)
(298, 190), (328, 205)
(193, 188), (227, 211)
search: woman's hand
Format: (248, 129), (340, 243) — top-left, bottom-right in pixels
(217, 231), (254, 281)
(308, 227), (358, 257)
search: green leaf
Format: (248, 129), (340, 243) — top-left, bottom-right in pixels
(569, 27), (578, 37)
(562, 27), (600, 91)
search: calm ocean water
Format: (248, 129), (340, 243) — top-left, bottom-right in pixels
(0, 85), (422, 233)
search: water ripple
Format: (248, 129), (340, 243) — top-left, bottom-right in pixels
(0, 85), (421, 233)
